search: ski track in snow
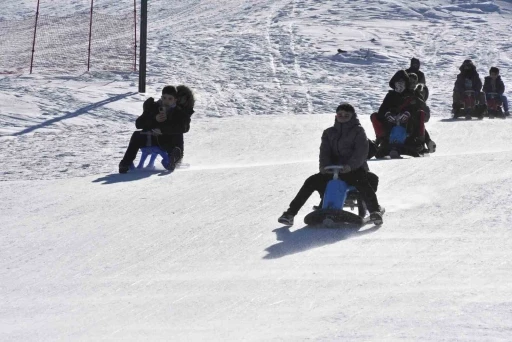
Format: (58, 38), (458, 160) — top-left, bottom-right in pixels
(2, 0), (512, 341)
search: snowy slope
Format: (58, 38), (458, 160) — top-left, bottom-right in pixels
(1, 0), (512, 340)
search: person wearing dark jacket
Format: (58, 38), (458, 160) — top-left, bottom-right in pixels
(278, 103), (383, 226)
(452, 59), (486, 115)
(406, 57), (426, 85)
(408, 73), (435, 153)
(483, 67), (509, 116)
(371, 70), (428, 158)
(118, 85), (191, 173)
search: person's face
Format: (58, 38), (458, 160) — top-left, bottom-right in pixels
(409, 79), (418, 89)
(161, 94), (177, 107)
(336, 110), (353, 123)
(490, 72), (499, 80)
(411, 62), (420, 70)
(394, 80), (406, 93)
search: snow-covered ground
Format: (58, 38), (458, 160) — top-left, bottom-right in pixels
(1, 0), (512, 340)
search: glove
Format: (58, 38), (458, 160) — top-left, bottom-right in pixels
(143, 97), (155, 111)
(152, 128), (162, 135)
(385, 112), (395, 123)
(400, 111), (411, 123)
(320, 167), (328, 174)
(340, 165), (351, 173)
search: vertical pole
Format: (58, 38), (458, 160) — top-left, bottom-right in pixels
(30, 0), (41, 74)
(134, 0), (137, 71)
(138, 0), (147, 93)
(87, 0), (94, 72)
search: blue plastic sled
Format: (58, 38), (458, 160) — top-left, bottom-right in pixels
(389, 125), (407, 145)
(130, 146), (171, 171)
(304, 166), (368, 227)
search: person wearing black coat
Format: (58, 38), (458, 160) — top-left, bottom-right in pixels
(278, 103), (383, 226)
(405, 57), (426, 84)
(452, 59), (486, 115)
(119, 85), (192, 173)
(371, 70), (428, 158)
(483, 67), (509, 116)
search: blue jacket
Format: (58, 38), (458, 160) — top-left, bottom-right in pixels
(483, 76), (505, 95)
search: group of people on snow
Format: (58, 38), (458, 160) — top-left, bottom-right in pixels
(118, 85), (195, 174)
(116, 58), (508, 227)
(279, 58), (509, 226)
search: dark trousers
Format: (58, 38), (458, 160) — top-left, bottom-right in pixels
(121, 131), (182, 165)
(287, 169), (380, 215)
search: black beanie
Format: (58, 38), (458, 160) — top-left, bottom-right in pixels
(336, 103), (355, 113)
(490, 67), (500, 75)
(162, 85), (177, 97)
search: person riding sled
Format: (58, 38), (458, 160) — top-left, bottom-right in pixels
(371, 70), (428, 158)
(278, 103), (384, 226)
(483, 66), (509, 117)
(118, 85), (193, 173)
(452, 59), (486, 118)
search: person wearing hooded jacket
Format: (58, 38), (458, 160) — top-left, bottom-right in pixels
(452, 59), (486, 116)
(406, 57), (426, 85)
(278, 103), (383, 226)
(118, 85), (192, 173)
(371, 70), (428, 158)
(483, 67), (509, 116)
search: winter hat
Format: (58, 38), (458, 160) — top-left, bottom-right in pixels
(490, 67), (500, 75)
(388, 69), (410, 89)
(336, 103), (355, 114)
(460, 59), (475, 72)
(410, 57), (420, 68)
(162, 85), (177, 97)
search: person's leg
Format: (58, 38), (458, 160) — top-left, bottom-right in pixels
(367, 172), (379, 192)
(340, 169), (380, 213)
(370, 112), (387, 144)
(121, 131), (153, 165)
(501, 95), (509, 114)
(286, 173), (331, 215)
(452, 91), (462, 114)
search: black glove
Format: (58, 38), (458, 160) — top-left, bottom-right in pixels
(143, 97), (155, 111)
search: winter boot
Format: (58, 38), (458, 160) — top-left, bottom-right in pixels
(427, 140), (436, 153)
(369, 206), (385, 225)
(164, 147), (182, 172)
(389, 149), (400, 159)
(119, 161), (130, 174)
(278, 212), (295, 225)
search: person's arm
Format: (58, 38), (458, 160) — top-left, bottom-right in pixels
(498, 78), (505, 95)
(319, 130), (332, 172)
(419, 72), (426, 85)
(159, 108), (189, 134)
(474, 74), (483, 92)
(135, 98), (157, 130)
(345, 128), (369, 171)
(377, 93), (394, 120)
(482, 78), (490, 93)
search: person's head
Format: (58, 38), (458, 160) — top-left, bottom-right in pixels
(389, 70), (409, 93)
(408, 73), (418, 89)
(461, 59), (474, 74)
(161, 85), (177, 107)
(335, 103), (355, 123)
(176, 85), (195, 110)
(489, 66), (500, 79)
(410, 57), (420, 70)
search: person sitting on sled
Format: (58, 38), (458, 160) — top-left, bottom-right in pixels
(452, 59), (486, 117)
(371, 70), (428, 158)
(118, 85), (192, 173)
(408, 72), (436, 153)
(278, 103), (383, 226)
(483, 66), (509, 116)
